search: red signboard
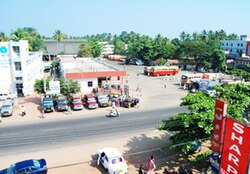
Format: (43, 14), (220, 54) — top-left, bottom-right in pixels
(220, 118), (250, 174)
(246, 41), (250, 56)
(211, 99), (227, 153)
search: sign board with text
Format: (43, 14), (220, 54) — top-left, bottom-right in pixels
(220, 118), (250, 174)
(211, 99), (227, 153)
(49, 81), (60, 94)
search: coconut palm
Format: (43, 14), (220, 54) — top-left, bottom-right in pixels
(53, 30), (65, 42)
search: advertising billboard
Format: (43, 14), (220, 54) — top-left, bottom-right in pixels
(220, 118), (250, 174)
(211, 99), (227, 153)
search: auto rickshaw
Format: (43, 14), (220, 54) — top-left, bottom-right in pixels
(124, 97), (139, 108)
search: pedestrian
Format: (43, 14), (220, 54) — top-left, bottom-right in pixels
(67, 105), (72, 115)
(164, 81), (167, 88)
(146, 155), (156, 174)
(40, 107), (45, 118)
(112, 99), (116, 109)
(0, 115), (2, 123)
(21, 105), (26, 116)
(138, 164), (144, 174)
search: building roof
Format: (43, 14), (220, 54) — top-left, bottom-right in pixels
(61, 58), (126, 79)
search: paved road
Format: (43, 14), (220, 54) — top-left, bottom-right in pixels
(0, 106), (187, 157)
(0, 60), (191, 173)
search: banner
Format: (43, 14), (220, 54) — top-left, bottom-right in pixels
(220, 118), (250, 174)
(211, 99), (227, 153)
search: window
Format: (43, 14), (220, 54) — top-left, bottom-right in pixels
(231, 43), (233, 46)
(12, 46), (20, 53)
(238, 43), (240, 46)
(14, 62), (22, 71)
(16, 77), (23, 81)
(88, 81), (93, 87)
(241, 43), (243, 47)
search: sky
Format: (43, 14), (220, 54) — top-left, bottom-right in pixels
(1, 0), (250, 39)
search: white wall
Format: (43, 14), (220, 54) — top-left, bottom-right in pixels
(77, 78), (98, 94)
(0, 42), (12, 93)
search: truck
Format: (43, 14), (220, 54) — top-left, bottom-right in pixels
(57, 96), (69, 111)
(42, 95), (54, 112)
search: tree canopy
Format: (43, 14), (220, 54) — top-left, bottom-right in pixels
(158, 83), (250, 154)
(77, 39), (102, 58)
(10, 27), (44, 51)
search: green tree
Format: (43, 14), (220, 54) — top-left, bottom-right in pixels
(34, 79), (49, 93)
(226, 68), (250, 80)
(158, 84), (250, 154)
(59, 78), (81, 100)
(211, 49), (227, 72)
(0, 32), (9, 41)
(113, 39), (126, 55)
(77, 39), (102, 58)
(11, 27), (44, 51)
(53, 30), (65, 41)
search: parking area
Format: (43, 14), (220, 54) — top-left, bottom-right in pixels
(0, 60), (189, 124)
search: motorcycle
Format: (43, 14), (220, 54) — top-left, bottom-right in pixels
(109, 108), (120, 117)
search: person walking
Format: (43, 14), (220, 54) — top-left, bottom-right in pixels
(21, 105), (26, 117)
(40, 107), (45, 118)
(138, 164), (144, 174)
(66, 105), (72, 115)
(146, 156), (156, 174)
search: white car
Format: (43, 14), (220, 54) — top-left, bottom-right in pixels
(97, 147), (128, 174)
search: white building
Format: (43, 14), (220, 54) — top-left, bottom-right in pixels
(60, 58), (126, 94)
(220, 35), (250, 57)
(0, 40), (44, 97)
(99, 42), (114, 56)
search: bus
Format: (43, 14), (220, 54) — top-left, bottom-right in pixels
(181, 73), (208, 88)
(144, 67), (152, 75)
(150, 66), (179, 76)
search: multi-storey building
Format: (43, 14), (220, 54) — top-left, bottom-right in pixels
(0, 40), (44, 97)
(99, 42), (114, 56)
(220, 35), (250, 57)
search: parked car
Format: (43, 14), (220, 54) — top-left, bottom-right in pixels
(71, 95), (83, 110)
(96, 147), (128, 174)
(42, 95), (54, 112)
(0, 101), (13, 116)
(0, 159), (47, 174)
(96, 93), (109, 107)
(82, 95), (98, 109)
(0, 93), (13, 101)
(56, 96), (68, 111)
(126, 58), (144, 65)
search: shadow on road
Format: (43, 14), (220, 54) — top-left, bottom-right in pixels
(122, 133), (207, 173)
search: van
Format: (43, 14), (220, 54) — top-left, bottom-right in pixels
(0, 93), (13, 101)
(0, 101), (14, 116)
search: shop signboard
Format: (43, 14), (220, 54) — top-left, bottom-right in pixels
(220, 118), (250, 174)
(48, 81), (60, 94)
(211, 99), (227, 153)
(103, 83), (111, 93)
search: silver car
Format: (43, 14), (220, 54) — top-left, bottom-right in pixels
(1, 102), (13, 116)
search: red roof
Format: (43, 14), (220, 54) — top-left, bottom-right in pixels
(66, 70), (126, 79)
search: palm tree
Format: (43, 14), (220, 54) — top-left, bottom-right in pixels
(11, 28), (29, 41)
(53, 30), (65, 42)
(0, 32), (9, 41)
